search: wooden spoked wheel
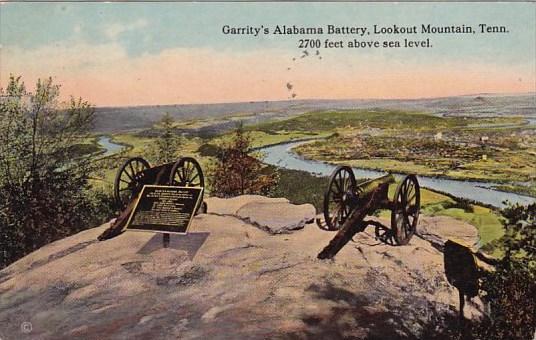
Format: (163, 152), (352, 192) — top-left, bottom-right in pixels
(168, 157), (204, 187)
(114, 157), (151, 210)
(169, 157), (205, 205)
(391, 175), (420, 245)
(323, 166), (357, 231)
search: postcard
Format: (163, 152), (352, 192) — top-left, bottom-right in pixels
(1, 2), (535, 339)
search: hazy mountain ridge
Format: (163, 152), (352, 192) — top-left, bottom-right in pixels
(93, 94), (536, 133)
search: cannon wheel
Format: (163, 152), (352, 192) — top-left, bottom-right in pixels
(169, 157), (205, 204)
(169, 157), (204, 187)
(323, 166), (356, 231)
(114, 157), (151, 210)
(391, 175), (420, 245)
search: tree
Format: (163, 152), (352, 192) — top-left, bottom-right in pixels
(499, 202), (536, 265)
(471, 203), (536, 339)
(149, 112), (182, 164)
(210, 123), (278, 197)
(0, 75), (112, 268)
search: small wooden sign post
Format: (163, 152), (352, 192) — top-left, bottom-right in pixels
(125, 185), (204, 248)
(444, 240), (479, 327)
(163, 233), (170, 248)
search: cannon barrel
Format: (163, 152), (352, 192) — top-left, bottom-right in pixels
(318, 178), (391, 259)
(355, 174), (395, 197)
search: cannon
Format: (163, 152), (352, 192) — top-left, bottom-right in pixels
(114, 156), (204, 210)
(318, 166), (420, 259)
(98, 156), (205, 240)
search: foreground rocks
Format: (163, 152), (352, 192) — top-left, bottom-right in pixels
(0, 196), (482, 340)
(206, 195), (316, 234)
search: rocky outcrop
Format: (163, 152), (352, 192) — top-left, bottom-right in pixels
(207, 195), (316, 234)
(418, 215), (479, 251)
(0, 196), (482, 340)
(206, 195), (290, 216)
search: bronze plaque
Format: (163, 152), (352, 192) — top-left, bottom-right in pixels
(126, 185), (203, 234)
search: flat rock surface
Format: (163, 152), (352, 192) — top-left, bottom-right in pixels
(236, 201), (316, 234)
(206, 195), (289, 216)
(0, 196), (483, 340)
(417, 215), (479, 250)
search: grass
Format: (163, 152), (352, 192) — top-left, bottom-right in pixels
(493, 183), (536, 197)
(422, 201), (504, 249)
(68, 142), (103, 158)
(324, 157), (535, 184)
(268, 167), (327, 212)
(110, 133), (153, 155)
(89, 133), (208, 190)
(210, 130), (330, 149)
(340, 159), (444, 177)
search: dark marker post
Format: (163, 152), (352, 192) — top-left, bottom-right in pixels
(163, 233), (170, 248)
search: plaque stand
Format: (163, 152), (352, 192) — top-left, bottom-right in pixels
(458, 290), (465, 325)
(163, 233), (170, 248)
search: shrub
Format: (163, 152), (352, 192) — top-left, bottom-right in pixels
(268, 167), (325, 212)
(0, 75), (114, 268)
(210, 123), (278, 197)
(444, 198), (475, 213)
(147, 113), (182, 164)
(197, 143), (221, 157)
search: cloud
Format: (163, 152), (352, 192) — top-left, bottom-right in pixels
(103, 19), (148, 40)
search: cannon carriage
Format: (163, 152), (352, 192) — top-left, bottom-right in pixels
(319, 166), (421, 258)
(114, 156), (204, 210)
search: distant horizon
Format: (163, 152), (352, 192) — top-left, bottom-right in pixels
(92, 91), (536, 109)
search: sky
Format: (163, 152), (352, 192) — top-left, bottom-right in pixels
(1, 2), (535, 107)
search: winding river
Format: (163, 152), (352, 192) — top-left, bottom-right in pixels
(97, 136), (125, 157)
(97, 136), (535, 208)
(260, 141), (536, 209)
